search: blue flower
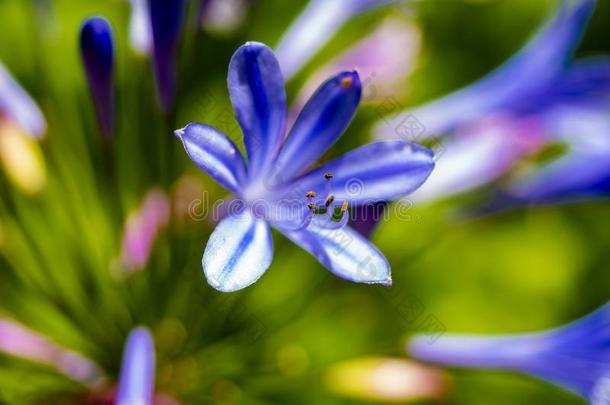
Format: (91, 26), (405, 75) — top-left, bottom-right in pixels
(408, 303), (610, 404)
(147, 0), (187, 111)
(175, 42), (435, 292)
(80, 16), (115, 137)
(117, 327), (155, 405)
(362, 0), (609, 214)
(374, 0), (596, 139)
(0, 62), (46, 137)
(275, 0), (398, 80)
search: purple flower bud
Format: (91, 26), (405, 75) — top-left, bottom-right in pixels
(117, 327), (156, 405)
(79, 17), (115, 137)
(147, 0), (187, 112)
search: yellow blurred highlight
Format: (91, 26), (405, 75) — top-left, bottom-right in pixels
(0, 120), (46, 194)
(325, 357), (447, 403)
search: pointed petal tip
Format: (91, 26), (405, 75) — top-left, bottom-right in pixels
(363, 276), (392, 287)
(80, 15), (112, 32)
(242, 40), (269, 49)
(379, 276), (393, 287)
(204, 271), (254, 293)
(173, 125), (188, 138)
(204, 265), (267, 293)
(237, 41), (275, 57)
(337, 70), (361, 90)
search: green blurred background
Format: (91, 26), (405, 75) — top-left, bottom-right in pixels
(0, 0), (609, 404)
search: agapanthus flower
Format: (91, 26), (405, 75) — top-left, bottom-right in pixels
(362, 0), (600, 213)
(408, 302), (610, 404)
(0, 61), (46, 137)
(275, 0), (398, 80)
(374, 0), (596, 139)
(175, 42), (434, 292)
(117, 327), (155, 405)
(488, 59), (610, 207)
(407, 116), (545, 204)
(80, 16), (115, 137)
(148, 0), (187, 111)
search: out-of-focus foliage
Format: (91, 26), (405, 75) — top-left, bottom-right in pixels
(0, 0), (608, 404)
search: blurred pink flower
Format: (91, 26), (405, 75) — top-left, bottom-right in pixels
(121, 189), (170, 271)
(0, 316), (103, 387)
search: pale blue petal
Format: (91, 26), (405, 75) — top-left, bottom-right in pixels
(203, 209), (273, 292)
(282, 224), (391, 285)
(290, 141), (434, 205)
(175, 123), (247, 192)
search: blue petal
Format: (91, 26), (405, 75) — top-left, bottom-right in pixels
(409, 303), (610, 400)
(117, 327), (155, 405)
(282, 224), (390, 285)
(0, 62), (46, 137)
(203, 209), (273, 292)
(272, 71), (361, 184)
(290, 141), (435, 205)
(148, 0), (187, 111)
(175, 123), (247, 193)
(228, 42), (286, 179)
(507, 153), (610, 204)
(80, 17), (115, 137)
(374, 0), (596, 138)
(489, 107), (610, 208)
(539, 57), (610, 109)
(275, 0), (397, 79)
(409, 122), (538, 204)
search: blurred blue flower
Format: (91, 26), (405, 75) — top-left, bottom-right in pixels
(80, 16), (115, 137)
(374, 0), (596, 139)
(275, 0), (398, 80)
(175, 42), (434, 292)
(408, 303), (610, 404)
(356, 0), (604, 223)
(148, 0), (187, 112)
(0, 62), (46, 137)
(117, 327), (155, 405)
(490, 112), (610, 209)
